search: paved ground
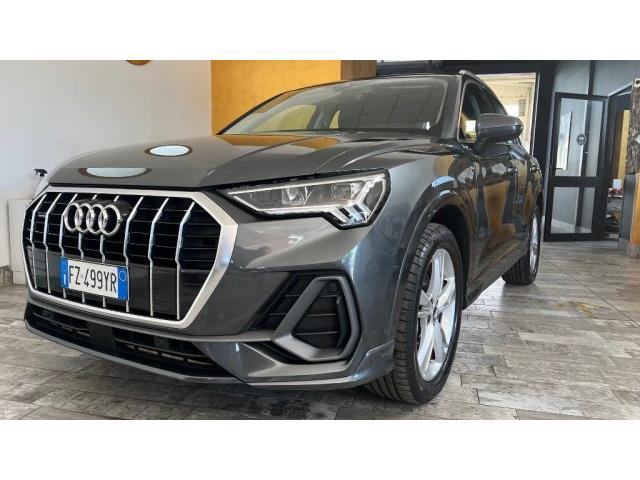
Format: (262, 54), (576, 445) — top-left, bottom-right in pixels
(1, 241), (640, 420)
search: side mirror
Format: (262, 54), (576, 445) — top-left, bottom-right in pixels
(476, 113), (523, 143)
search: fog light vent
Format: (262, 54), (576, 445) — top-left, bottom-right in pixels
(292, 280), (351, 350)
(271, 275), (360, 363)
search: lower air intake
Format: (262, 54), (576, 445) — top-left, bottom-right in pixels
(25, 304), (231, 378)
(255, 274), (360, 363)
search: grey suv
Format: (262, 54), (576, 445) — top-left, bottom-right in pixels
(22, 71), (542, 403)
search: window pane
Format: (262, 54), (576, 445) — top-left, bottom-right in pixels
(253, 105), (316, 132)
(550, 187), (595, 234)
(480, 73), (537, 152)
(459, 83), (495, 141)
(226, 77), (448, 135)
(554, 98), (603, 177)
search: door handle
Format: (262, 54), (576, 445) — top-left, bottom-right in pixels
(506, 166), (518, 175)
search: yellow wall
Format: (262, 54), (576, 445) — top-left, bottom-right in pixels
(211, 60), (376, 132)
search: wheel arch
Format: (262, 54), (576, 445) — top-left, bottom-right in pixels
(428, 201), (471, 305)
(388, 190), (474, 341)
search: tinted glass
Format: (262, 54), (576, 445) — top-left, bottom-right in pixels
(459, 82), (495, 141)
(225, 77), (448, 135)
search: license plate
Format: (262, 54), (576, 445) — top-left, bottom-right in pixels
(59, 257), (128, 301)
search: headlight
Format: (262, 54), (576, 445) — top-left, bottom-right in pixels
(224, 172), (388, 227)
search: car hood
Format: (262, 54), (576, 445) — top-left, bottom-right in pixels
(49, 133), (448, 189)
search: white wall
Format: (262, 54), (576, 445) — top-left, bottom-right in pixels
(0, 60), (212, 268)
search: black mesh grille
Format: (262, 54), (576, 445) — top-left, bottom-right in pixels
(292, 280), (351, 349)
(112, 329), (229, 377)
(27, 302), (92, 348)
(254, 274), (352, 352)
(23, 191), (221, 320)
(25, 304), (231, 378)
(253, 275), (315, 331)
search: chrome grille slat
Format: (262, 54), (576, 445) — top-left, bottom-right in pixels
(59, 194), (78, 299)
(42, 193), (62, 294)
(100, 195), (119, 308)
(28, 195), (47, 289)
(175, 202), (195, 320)
(78, 194), (98, 304)
(148, 198), (169, 317)
(123, 196), (144, 313)
(23, 187), (235, 329)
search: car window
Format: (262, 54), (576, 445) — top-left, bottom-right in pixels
(252, 104), (317, 132)
(459, 82), (494, 142)
(225, 77), (449, 135)
(487, 92), (506, 115)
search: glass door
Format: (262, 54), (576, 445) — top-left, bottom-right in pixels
(601, 91), (630, 239)
(544, 93), (609, 241)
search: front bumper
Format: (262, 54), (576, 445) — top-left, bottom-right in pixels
(24, 190), (400, 388)
(25, 299), (394, 389)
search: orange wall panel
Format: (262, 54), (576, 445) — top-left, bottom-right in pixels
(210, 60), (376, 132)
(211, 60), (342, 132)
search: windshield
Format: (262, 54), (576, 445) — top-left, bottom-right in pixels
(224, 77), (448, 135)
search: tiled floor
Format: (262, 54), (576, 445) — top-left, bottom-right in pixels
(1, 241), (640, 419)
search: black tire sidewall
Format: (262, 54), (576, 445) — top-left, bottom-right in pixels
(407, 225), (464, 402)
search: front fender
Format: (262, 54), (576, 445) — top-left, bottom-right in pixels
(374, 157), (477, 342)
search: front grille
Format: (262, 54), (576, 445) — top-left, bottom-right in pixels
(25, 304), (231, 377)
(23, 191), (222, 321)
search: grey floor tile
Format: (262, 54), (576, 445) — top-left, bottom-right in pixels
(479, 390), (586, 416)
(461, 374), (621, 404)
(0, 379), (55, 403)
(35, 388), (193, 420)
(516, 409), (587, 420)
(415, 399), (518, 420)
(0, 345), (95, 372)
(1, 239), (640, 419)
(22, 406), (109, 420)
(45, 372), (195, 403)
(185, 407), (263, 420)
(612, 390), (640, 406)
(0, 363), (61, 385)
(0, 398), (38, 419)
(181, 388), (339, 419)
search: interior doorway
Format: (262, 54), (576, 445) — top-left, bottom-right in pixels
(480, 73), (537, 153)
(544, 93), (608, 241)
(603, 90), (631, 239)
(544, 85), (633, 242)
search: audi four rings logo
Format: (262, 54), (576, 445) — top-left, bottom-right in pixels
(64, 201), (125, 236)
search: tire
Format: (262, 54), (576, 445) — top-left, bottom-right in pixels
(366, 223), (463, 404)
(502, 206), (541, 286)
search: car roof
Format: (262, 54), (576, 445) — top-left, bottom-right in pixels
(286, 71), (495, 93)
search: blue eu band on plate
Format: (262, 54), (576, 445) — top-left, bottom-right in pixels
(59, 257), (128, 301)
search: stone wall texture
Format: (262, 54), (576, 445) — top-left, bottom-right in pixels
(626, 78), (640, 174)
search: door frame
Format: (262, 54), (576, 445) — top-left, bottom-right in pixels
(544, 92), (609, 241)
(598, 88), (631, 236)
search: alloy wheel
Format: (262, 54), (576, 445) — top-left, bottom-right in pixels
(416, 248), (457, 381)
(530, 214), (539, 273)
